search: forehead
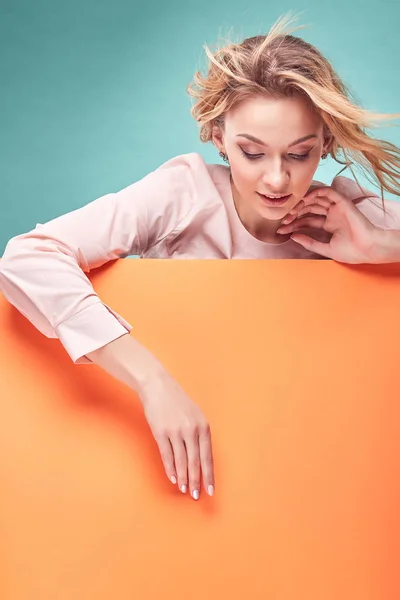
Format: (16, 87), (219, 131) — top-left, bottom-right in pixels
(224, 95), (323, 142)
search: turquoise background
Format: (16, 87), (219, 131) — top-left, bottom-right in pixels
(0, 0), (399, 254)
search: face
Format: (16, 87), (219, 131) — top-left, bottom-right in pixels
(213, 94), (326, 223)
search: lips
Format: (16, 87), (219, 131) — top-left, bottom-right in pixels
(257, 192), (292, 206)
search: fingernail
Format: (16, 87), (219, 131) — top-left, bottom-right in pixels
(170, 475), (177, 485)
(192, 489), (199, 500)
(180, 484), (187, 494)
(208, 485), (214, 496)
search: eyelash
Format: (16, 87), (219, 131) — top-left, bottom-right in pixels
(240, 149), (311, 161)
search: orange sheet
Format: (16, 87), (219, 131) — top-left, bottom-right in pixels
(1, 258), (400, 600)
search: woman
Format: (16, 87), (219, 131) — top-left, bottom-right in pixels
(1, 15), (400, 501)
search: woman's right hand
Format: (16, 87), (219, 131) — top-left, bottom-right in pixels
(86, 333), (214, 501)
(139, 368), (215, 501)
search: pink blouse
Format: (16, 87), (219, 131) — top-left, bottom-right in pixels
(1, 152), (399, 364)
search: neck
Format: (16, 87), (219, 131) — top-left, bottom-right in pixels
(230, 177), (291, 245)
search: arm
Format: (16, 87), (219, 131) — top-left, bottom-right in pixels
(86, 333), (167, 396)
(0, 154), (199, 363)
(0, 152), (215, 499)
(86, 333), (215, 501)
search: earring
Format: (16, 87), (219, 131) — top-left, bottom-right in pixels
(219, 151), (229, 163)
(321, 152), (328, 160)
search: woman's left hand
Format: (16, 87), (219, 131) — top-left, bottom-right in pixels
(277, 186), (400, 264)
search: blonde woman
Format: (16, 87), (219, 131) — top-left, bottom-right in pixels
(1, 15), (400, 501)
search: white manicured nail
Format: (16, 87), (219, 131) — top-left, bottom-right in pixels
(208, 485), (214, 496)
(170, 475), (177, 485)
(192, 489), (199, 500)
(181, 484), (187, 494)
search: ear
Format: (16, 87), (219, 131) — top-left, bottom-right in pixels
(212, 125), (225, 153)
(322, 126), (333, 155)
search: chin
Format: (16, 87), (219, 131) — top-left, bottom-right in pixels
(256, 191), (300, 218)
(259, 204), (292, 221)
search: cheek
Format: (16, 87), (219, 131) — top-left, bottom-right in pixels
(286, 195), (303, 213)
(293, 159), (320, 192)
(230, 160), (257, 190)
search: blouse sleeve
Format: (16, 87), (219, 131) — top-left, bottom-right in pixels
(0, 153), (203, 364)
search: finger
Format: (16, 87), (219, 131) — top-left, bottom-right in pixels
(282, 197), (330, 225)
(199, 423), (214, 496)
(296, 204), (328, 218)
(283, 199), (305, 222)
(302, 196), (332, 209)
(291, 233), (333, 258)
(281, 212), (298, 226)
(185, 431), (201, 500)
(290, 197), (332, 217)
(157, 436), (178, 486)
(291, 199), (305, 213)
(302, 186), (343, 206)
(278, 215), (326, 234)
(170, 436), (188, 494)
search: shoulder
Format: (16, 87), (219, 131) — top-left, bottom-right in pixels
(123, 151), (215, 218)
(156, 151), (226, 184)
(149, 151), (227, 211)
(145, 151), (222, 199)
(156, 152), (211, 178)
(332, 175), (400, 229)
(126, 152), (226, 243)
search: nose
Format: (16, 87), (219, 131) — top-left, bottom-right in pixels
(262, 159), (289, 192)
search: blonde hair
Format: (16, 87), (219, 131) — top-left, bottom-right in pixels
(187, 13), (400, 201)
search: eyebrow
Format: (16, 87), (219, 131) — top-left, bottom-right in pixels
(236, 133), (318, 147)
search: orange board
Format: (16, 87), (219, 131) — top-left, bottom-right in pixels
(1, 258), (400, 600)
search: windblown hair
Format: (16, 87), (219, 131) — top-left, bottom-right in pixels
(187, 13), (400, 200)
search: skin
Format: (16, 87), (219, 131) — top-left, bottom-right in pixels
(277, 185), (400, 263)
(212, 94), (329, 243)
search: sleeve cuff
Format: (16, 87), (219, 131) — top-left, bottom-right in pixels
(55, 302), (133, 364)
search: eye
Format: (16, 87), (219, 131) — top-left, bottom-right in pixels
(240, 149), (263, 160)
(288, 153), (311, 161)
(240, 148), (311, 161)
